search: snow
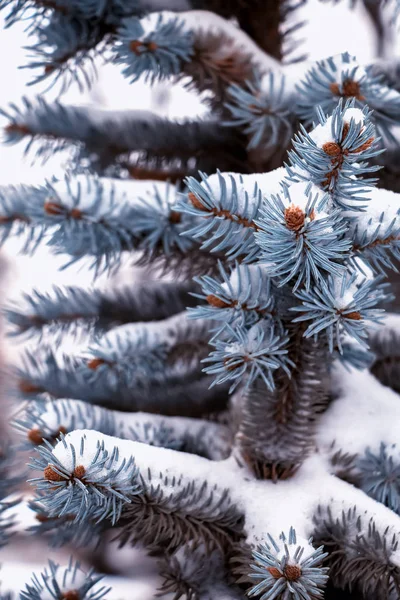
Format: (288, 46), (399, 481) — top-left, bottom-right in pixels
(330, 274), (358, 310)
(1, 0), (400, 593)
(319, 363), (400, 459)
(39, 565), (88, 600)
(23, 399), (229, 459)
(283, 181), (331, 219)
(84, 311), (202, 361)
(0, 562), (155, 600)
(308, 107), (365, 147)
(44, 422), (400, 574)
(352, 256), (375, 281)
(49, 175), (173, 214)
(369, 311), (400, 342)
(221, 265), (271, 307)
(141, 10), (280, 72)
(347, 186), (400, 239)
(5, 499), (38, 533)
(203, 168), (287, 215)
(328, 53), (368, 83)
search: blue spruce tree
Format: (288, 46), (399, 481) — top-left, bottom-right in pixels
(3, 1), (400, 599)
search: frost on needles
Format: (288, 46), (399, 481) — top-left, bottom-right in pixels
(3, 1), (400, 600)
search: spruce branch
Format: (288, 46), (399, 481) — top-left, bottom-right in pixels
(0, 1), (164, 92)
(203, 321), (293, 393)
(16, 398), (231, 460)
(113, 10), (278, 97)
(287, 101), (380, 209)
(32, 430), (245, 552)
(2, 99), (245, 174)
(0, 176), (203, 274)
(6, 280), (199, 341)
(180, 29), (257, 108)
(20, 557), (110, 600)
(179, 170), (286, 264)
(357, 444), (400, 515)
(349, 187), (400, 273)
(315, 363), (400, 499)
(113, 14), (194, 84)
(17, 347), (230, 417)
(189, 0), (294, 61)
(248, 527), (329, 600)
(368, 314), (400, 393)
(255, 181), (351, 291)
(16, 313), (230, 416)
(27, 498), (105, 548)
(77, 312), (211, 388)
(297, 52), (400, 142)
(236, 332), (330, 480)
(157, 543), (244, 600)
(312, 504), (400, 599)
(224, 72), (294, 159)
(291, 270), (387, 352)
(30, 432), (142, 524)
(190, 262), (276, 330)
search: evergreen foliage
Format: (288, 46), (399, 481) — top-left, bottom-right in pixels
(20, 558), (110, 600)
(3, 1), (400, 600)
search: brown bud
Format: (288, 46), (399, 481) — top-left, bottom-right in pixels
(329, 82), (340, 96)
(188, 192), (207, 211)
(58, 426), (68, 436)
(169, 211), (181, 224)
(35, 513), (50, 523)
(73, 465), (86, 479)
(330, 80), (364, 101)
(341, 122), (350, 142)
(5, 123), (31, 136)
(322, 142), (341, 157)
(0, 214), (29, 224)
(342, 79), (364, 100)
(29, 315), (46, 326)
(87, 357), (107, 370)
(146, 41), (158, 52)
(354, 137), (374, 153)
(344, 311), (362, 320)
(27, 428), (44, 445)
(283, 564), (302, 581)
(62, 591), (80, 600)
(129, 40), (143, 55)
(44, 65), (55, 74)
(19, 380), (44, 394)
(206, 294), (231, 308)
(44, 465), (64, 482)
(268, 567), (282, 579)
(44, 201), (65, 216)
(284, 205), (305, 232)
(69, 208), (83, 220)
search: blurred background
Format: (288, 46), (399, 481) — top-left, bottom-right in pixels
(0, 1), (397, 597)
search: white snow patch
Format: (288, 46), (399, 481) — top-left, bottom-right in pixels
(308, 107), (365, 148)
(221, 265), (271, 307)
(84, 311), (199, 360)
(320, 363), (400, 460)
(347, 186), (400, 240)
(329, 54), (367, 83)
(284, 181), (331, 220)
(203, 168), (287, 215)
(49, 429), (400, 569)
(330, 274), (358, 310)
(48, 176), (173, 214)
(141, 11), (279, 73)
